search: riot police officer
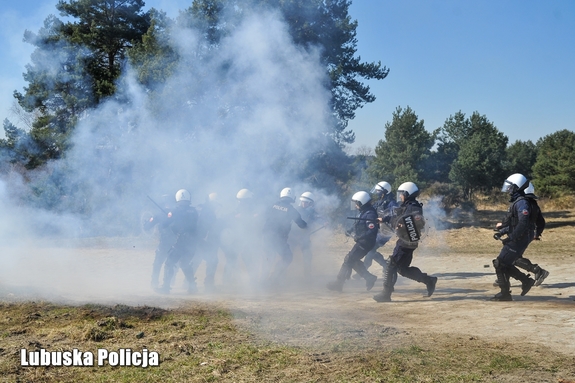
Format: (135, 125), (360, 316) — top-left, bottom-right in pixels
(373, 182), (437, 302)
(144, 194), (177, 289)
(263, 188), (307, 286)
(192, 193), (221, 292)
(156, 189), (198, 294)
(327, 191), (379, 292)
(490, 174), (536, 301)
(493, 180), (548, 291)
(294, 191), (323, 278)
(355, 181), (397, 278)
(522, 182), (549, 285)
(219, 188), (263, 286)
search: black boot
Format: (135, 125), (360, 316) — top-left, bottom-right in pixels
(365, 274), (378, 291)
(521, 278), (535, 296)
(491, 291), (513, 301)
(373, 289), (392, 302)
(491, 259), (512, 301)
(351, 260), (377, 291)
(373, 258), (397, 303)
(326, 279), (345, 292)
(426, 276), (438, 297)
(533, 266), (549, 287)
(328, 263), (352, 292)
(507, 265), (534, 296)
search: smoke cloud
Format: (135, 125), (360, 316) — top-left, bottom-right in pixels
(0, 7), (345, 301)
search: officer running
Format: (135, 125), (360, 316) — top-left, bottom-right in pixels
(294, 191), (323, 279)
(192, 193), (222, 292)
(219, 188), (264, 287)
(490, 174), (537, 301)
(522, 182), (549, 285)
(262, 188), (307, 286)
(144, 194), (177, 290)
(155, 189), (198, 295)
(353, 181), (397, 279)
(373, 182), (437, 302)
(327, 191), (379, 292)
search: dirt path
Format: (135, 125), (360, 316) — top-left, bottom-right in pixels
(216, 253), (575, 356)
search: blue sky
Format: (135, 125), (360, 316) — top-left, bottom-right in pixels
(1, 1), (573, 149)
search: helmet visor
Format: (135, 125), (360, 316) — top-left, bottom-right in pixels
(501, 180), (514, 193)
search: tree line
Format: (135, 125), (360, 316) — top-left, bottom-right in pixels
(0, 0), (573, 219)
(364, 107), (575, 200)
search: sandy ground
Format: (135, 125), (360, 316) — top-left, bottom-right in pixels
(1, 227), (574, 358)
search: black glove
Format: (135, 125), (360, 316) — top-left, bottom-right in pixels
(502, 237), (511, 245)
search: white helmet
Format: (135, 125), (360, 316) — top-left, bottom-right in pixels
(236, 188), (254, 200)
(524, 182), (535, 195)
(175, 189), (191, 202)
(352, 191), (371, 208)
(370, 181), (391, 196)
(397, 182), (419, 201)
(299, 191), (314, 203)
(501, 173), (529, 194)
(280, 187), (295, 202)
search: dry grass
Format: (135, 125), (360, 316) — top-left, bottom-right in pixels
(1, 300), (574, 382)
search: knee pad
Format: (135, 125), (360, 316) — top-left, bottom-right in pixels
(492, 258), (501, 269)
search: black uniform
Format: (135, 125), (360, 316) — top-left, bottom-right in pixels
(157, 202), (198, 294)
(192, 200), (221, 291)
(374, 198), (437, 302)
(492, 192), (536, 300)
(363, 193), (398, 271)
(144, 211), (177, 289)
(263, 197), (307, 283)
(219, 198), (263, 285)
(525, 193), (545, 239)
(510, 194), (549, 286)
(294, 203), (322, 277)
(328, 202), (379, 292)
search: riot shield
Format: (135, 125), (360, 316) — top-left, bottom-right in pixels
(393, 212), (433, 244)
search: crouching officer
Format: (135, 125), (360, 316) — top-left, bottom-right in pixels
(327, 191), (378, 292)
(373, 182), (437, 302)
(156, 189), (198, 294)
(491, 174), (536, 301)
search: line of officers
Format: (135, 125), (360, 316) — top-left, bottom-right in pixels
(143, 172), (548, 302)
(325, 173), (549, 302)
(143, 187), (321, 294)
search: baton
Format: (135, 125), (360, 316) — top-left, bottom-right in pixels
(310, 225), (325, 235)
(147, 195), (168, 214)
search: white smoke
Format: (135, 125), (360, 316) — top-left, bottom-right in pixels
(0, 7), (343, 301)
